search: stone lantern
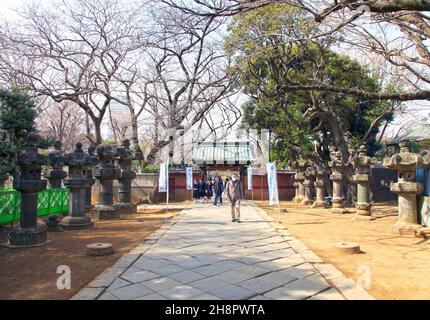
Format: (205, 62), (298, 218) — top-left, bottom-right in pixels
(115, 139), (137, 214)
(312, 164), (329, 208)
(93, 144), (119, 219)
(302, 163), (315, 206)
(329, 150), (348, 214)
(46, 140), (67, 189)
(0, 172), (9, 188)
(294, 156), (307, 203)
(383, 140), (430, 231)
(287, 160), (300, 202)
(351, 145), (377, 219)
(8, 134), (48, 246)
(85, 145), (98, 212)
(60, 142), (94, 230)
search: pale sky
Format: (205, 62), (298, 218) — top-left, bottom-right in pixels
(0, 0), (427, 141)
(0, 0), (25, 14)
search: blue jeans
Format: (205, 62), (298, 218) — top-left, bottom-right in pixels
(214, 193), (222, 205)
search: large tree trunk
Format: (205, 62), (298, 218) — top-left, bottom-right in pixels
(108, 104), (118, 143)
(130, 114), (144, 171)
(94, 120), (103, 145)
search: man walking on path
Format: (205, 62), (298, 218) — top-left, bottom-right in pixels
(225, 173), (244, 223)
(213, 176), (224, 206)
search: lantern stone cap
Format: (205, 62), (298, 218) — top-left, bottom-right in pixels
(314, 164), (327, 176)
(122, 139), (131, 148)
(350, 145), (378, 168)
(328, 150), (348, 170)
(96, 144), (118, 157)
(17, 133), (46, 166)
(383, 140), (430, 170)
(117, 139), (134, 161)
(304, 165), (315, 177)
(48, 140), (65, 167)
(64, 142), (92, 167)
(297, 155), (313, 169)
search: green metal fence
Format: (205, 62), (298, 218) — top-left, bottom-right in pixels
(0, 188), (69, 225)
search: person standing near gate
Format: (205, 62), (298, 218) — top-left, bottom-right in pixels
(225, 173), (244, 223)
(206, 178), (214, 201)
(213, 176), (224, 206)
(198, 178), (207, 203)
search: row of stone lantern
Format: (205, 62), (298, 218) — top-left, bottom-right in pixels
(6, 136), (138, 247)
(291, 146), (377, 218)
(290, 141), (430, 233)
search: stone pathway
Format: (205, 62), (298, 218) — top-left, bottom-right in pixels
(72, 201), (374, 300)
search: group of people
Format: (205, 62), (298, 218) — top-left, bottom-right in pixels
(193, 176), (227, 204)
(193, 173), (244, 223)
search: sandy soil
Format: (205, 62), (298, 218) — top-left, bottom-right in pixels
(0, 205), (184, 300)
(257, 200), (430, 300)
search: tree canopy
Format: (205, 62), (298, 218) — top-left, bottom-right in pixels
(226, 4), (398, 166)
(0, 88), (36, 175)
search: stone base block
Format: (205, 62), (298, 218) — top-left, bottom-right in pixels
(311, 201), (329, 209)
(354, 208), (375, 220)
(301, 199), (313, 206)
(356, 208), (371, 215)
(86, 243), (115, 256)
(93, 205), (120, 220)
(331, 207), (349, 214)
(332, 202), (345, 209)
(414, 227), (430, 238)
(60, 215), (94, 230)
(85, 205), (95, 213)
(333, 242), (361, 254)
(7, 223), (48, 247)
(0, 240), (52, 249)
(114, 202), (137, 215)
(293, 197), (304, 203)
(352, 214), (376, 221)
(394, 221), (422, 235)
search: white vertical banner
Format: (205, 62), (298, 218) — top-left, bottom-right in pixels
(247, 167), (253, 190)
(158, 160), (169, 193)
(266, 162), (279, 206)
(186, 167), (193, 190)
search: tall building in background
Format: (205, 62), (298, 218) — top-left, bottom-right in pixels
(103, 99), (130, 141)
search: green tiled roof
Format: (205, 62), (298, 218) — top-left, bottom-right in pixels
(192, 141), (257, 165)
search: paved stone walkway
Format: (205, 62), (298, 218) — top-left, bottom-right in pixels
(73, 201), (374, 300)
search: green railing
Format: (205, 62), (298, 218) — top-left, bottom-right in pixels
(0, 188), (69, 225)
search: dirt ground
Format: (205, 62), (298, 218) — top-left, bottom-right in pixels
(257, 200), (430, 300)
(0, 204), (186, 300)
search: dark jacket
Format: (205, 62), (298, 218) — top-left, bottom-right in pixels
(206, 181), (213, 197)
(198, 181), (206, 197)
(213, 179), (224, 194)
(193, 183), (200, 198)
